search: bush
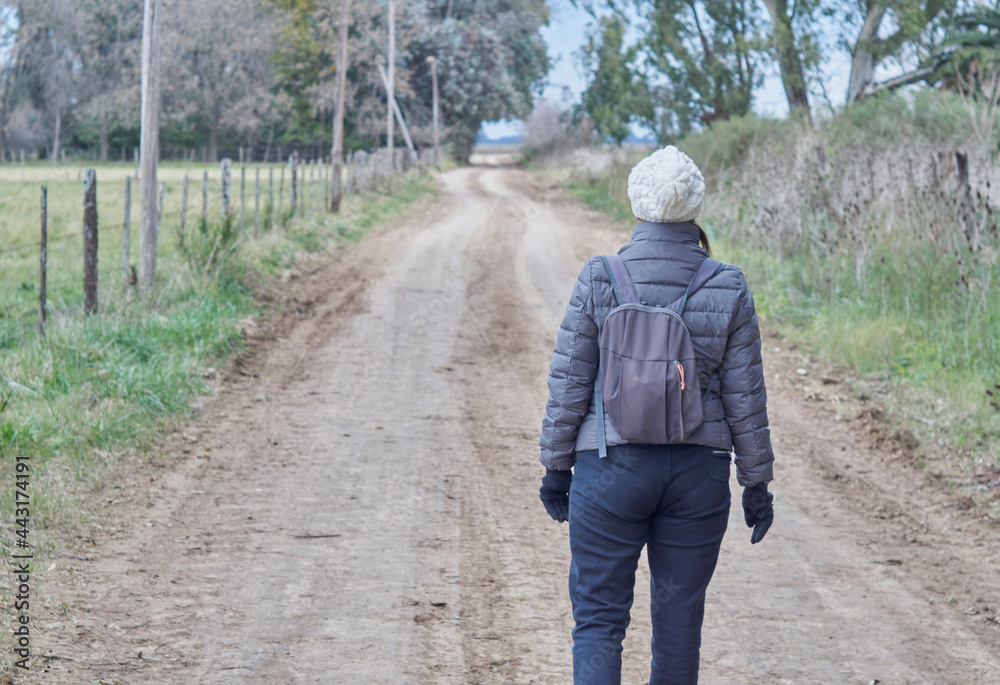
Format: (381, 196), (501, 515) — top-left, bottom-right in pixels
(826, 90), (979, 151)
(679, 114), (799, 175)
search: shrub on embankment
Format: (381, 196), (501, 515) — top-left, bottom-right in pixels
(564, 91), (1000, 480)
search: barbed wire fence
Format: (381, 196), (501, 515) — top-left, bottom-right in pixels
(1, 148), (430, 343)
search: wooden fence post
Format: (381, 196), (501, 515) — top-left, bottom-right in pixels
(240, 164), (246, 228)
(254, 167), (261, 238)
(123, 176), (131, 293)
(133, 147), (139, 179)
(221, 158), (232, 219)
(322, 156), (328, 211)
(299, 163), (305, 214)
(83, 169), (98, 315)
(268, 166), (274, 229)
(279, 165), (285, 217)
(39, 186), (47, 338)
(290, 154), (297, 217)
(179, 174), (189, 248)
(308, 159), (315, 213)
(202, 170), (209, 227)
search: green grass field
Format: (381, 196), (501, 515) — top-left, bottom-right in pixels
(0, 161), (319, 341)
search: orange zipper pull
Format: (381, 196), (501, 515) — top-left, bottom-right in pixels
(677, 362), (685, 391)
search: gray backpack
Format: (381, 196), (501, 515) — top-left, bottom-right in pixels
(595, 254), (724, 457)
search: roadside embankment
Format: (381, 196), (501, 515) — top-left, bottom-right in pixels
(529, 92), (1000, 515)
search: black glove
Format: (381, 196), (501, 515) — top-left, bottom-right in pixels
(539, 469), (573, 523)
(742, 483), (774, 544)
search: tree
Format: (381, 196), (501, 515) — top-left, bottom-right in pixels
(926, 5), (1000, 99)
(578, 15), (650, 144)
(16, 0), (86, 162)
(165, 0), (275, 161)
(266, 0), (332, 147)
(331, 0), (350, 212)
(636, 0), (763, 136)
(844, 0), (955, 103)
(522, 100), (583, 154)
(406, 0), (550, 162)
(0, 3), (25, 162)
(0, 0), (546, 164)
(946, 5), (1000, 56)
(583, 0), (799, 124)
(76, 0), (142, 162)
(760, 0), (814, 114)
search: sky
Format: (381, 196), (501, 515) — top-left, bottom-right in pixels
(480, 0), (855, 140)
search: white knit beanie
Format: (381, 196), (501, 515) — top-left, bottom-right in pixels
(626, 146), (705, 223)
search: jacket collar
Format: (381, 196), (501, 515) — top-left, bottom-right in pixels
(628, 220), (700, 245)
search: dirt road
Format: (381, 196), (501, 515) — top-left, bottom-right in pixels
(39, 166), (999, 684)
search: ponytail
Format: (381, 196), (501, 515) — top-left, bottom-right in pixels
(691, 220), (713, 257)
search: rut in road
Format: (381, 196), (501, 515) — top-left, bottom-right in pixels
(40, 166), (999, 684)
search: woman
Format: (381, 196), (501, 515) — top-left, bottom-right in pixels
(538, 146), (775, 685)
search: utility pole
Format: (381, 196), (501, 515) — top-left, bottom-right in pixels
(428, 56), (441, 164)
(330, 0), (351, 213)
(376, 63), (417, 163)
(138, 0), (161, 291)
(386, 0), (395, 170)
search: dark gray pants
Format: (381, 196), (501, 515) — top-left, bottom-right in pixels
(569, 444), (731, 685)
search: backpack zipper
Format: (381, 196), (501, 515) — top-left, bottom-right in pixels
(676, 361), (685, 437)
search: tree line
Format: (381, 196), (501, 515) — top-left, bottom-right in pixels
(0, 0), (549, 165)
(575, 0), (1000, 144)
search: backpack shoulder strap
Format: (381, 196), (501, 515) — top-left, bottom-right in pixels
(675, 258), (724, 315)
(601, 254), (641, 306)
(595, 376), (608, 459)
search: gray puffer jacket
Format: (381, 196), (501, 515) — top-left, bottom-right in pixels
(539, 221), (774, 487)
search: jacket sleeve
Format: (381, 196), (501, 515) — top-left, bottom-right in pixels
(719, 270), (775, 486)
(539, 260), (600, 470)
